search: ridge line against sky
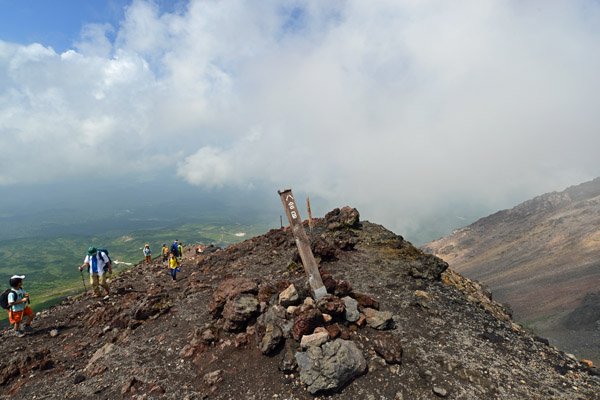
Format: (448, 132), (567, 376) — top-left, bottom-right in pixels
(1, 0), (599, 238)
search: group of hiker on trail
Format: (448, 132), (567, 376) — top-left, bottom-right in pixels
(141, 240), (183, 280)
(3, 240), (186, 338)
(167, 240), (183, 281)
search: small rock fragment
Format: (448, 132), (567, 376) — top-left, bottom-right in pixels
(204, 370), (223, 386)
(433, 386), (448, 397)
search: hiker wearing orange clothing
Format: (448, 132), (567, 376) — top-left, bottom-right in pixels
(143, 244), (152, 264)
(6, 275), (35, 337)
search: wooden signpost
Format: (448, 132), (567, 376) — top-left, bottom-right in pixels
(278, 189), (327, 300)
(306, 196), (313, 232)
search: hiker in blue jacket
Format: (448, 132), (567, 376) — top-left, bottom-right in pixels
(171, 240), (180, 258)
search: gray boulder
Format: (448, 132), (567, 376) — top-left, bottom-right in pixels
(295, 339), (367, 394)
(256, 305), (291, 354)
(408, 254), (448, 281)
(222, 294), (259, 332)
(343, 296), (360, 322)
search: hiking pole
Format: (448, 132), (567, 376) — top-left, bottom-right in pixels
(80, 269), (87, 292)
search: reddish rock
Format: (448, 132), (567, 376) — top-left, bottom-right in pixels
(321, 273), (338, 293)
(326, 323), (342, 339)
(334, 280), (353, 297)
(352, 292), (380, 310)
(316, 295), (346, 319)
(258, 283), (278, 303)
(293, 308), (324, 340)
(372, 332), (403, 364)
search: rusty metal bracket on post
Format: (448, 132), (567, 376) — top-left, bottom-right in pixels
(278, 189), (327, 300)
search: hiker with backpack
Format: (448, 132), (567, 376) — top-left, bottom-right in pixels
(143, 244), (152, 264)
(1, 275), (35, 337)
(79, 246), (112, 298)
(162, 243), (169, 263)
(171, 240), (179, 258)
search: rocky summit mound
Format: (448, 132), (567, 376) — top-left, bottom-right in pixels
(1, 207), (598, 399)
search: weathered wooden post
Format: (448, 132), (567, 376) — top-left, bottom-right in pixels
(306, 196), (313, 232)
(278, 189), (327, 299)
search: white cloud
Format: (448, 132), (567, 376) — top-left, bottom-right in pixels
(1, 0), (600, 236)
(177, 146), (234, 187)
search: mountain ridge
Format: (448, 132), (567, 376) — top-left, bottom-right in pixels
(423, 178), (600, 365)
(0, 207), (598, 399)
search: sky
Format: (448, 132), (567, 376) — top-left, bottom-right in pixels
(1, 0), (600, 241)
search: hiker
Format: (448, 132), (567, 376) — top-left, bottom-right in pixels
(168, 252), (180, 280)
(7, 275), (35, 337)
(162, 243), (169, 263)
(171, 240), (179, 258)
(177, 241), (183, 262)
(143, 244), (152, 264)
(79, 246), (111, 298)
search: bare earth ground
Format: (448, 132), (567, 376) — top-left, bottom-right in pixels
(0, 209), (598, 399)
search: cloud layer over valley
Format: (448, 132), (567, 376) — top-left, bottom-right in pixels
(1, 0), (599, 238)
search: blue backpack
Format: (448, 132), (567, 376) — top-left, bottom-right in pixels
(87, 249), (112, 273)
(171, 243), (179, 257)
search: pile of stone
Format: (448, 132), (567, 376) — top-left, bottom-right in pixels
(208, 274), (396, 395)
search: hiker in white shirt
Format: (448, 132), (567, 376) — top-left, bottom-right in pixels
(79, 246), (112, 298)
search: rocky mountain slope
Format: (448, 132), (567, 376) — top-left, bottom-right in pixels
(1, 207), (598, 399)
(423, 178), (600, 365)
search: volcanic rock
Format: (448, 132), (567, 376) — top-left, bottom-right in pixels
(209, 277), (258, 318)
(221, 293), (259, 332)
(255, 305), (292, 355)
(363, 308), (394, 330)
(352, 292), (380, 310)
(316, 295), (346, 319)
(295, 339), (367, 394)
(325, 206), (360, 230)
(292, 308), (324, 340)
(343, 296), (360, 322)
(300, 331), (329, 349)
(372, 332), (403, 364)
(278, 284), (300, 307)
